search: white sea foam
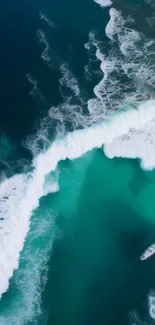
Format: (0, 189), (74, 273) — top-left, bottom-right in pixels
(0, 163), (58, 325)
(49, 101), (89, 132)
(60, 64), (80, 97)
(0, 206), (56, 325)
(0, 173), (41, 297)
(24, 115), (53, 157)
(105, 8), (140, 58)
(37, 29), (52, 67)
(85, 31), (131, 120)
(39, 11), (56, 28)
(85, 8), (155, 122)
(48, 63), (90, 132)
(84, 33), (103, 86)
(36, 99), (155, 179)
(147, 15), (155, 28)
(94, 0), (112, 8)
(43, 173), (59, 196)
(148, 292), (155, 320)
(93, 8), (155, 167)
(105, 8), (155, 84)
(129, 311), (149, 325)
(26, 73), (46, 105)
(105, 8), (123, 41)
(83, 8), (155, 167)
(26, 73), (39, 98)
(104, 104), (155, 170)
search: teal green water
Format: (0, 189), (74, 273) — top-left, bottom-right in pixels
(1, 142), (155, 325)
(39, 149), (155, 325)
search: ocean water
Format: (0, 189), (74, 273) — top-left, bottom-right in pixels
(1, 0), (155, 324)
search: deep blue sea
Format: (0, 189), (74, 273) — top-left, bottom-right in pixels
(1, 0), (155, 324)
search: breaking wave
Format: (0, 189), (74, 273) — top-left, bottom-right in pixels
(0, 208), (56, 325)
(1, 97), (155, 307)
(0, 167), (58, 324)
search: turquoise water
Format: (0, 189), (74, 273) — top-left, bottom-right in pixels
(1, 0), (155, 324)
(41, 150), (155, 325)
(2, 146), (155, 325)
